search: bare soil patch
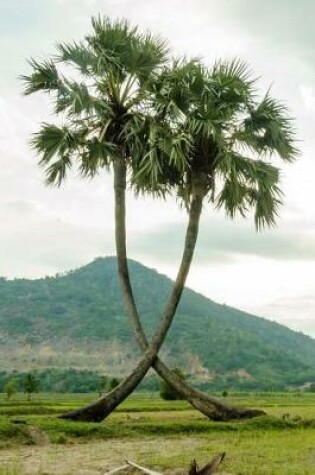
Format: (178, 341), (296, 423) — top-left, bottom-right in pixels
(0, 437), (205, 475)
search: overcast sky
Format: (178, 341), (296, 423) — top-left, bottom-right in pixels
(1, 0), (315, 336)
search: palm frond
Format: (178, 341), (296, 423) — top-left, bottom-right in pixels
(216, 151), (283, 228)
(90, 15), (138, 46)
(204, 59), (255, 122)
(56, 41), (96, 75)
(128, 33), (169, 81)
(55, 80), (96, 115)
(212, 58), (254, 86)
(251, 160), (283, 229)
(216, 179), (250, 219)
(242, 93), (298, 161)
(87, 16), (137, 79)
(161, 134), (191, 172)
(31, 123), (86, 164)
(79, 138), (115, 178)
(21, 59), (60, 95)
(148, 59), (201, 118)
(44, 155), (72, 186)
(131, 151), (180, 198)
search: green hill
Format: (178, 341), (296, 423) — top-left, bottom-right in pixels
(0, 257), (314, 390)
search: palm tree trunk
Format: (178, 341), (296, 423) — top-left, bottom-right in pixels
(60, 157), (205, 422)
(60, 345), (161, 421)
(113, 157), (265, 421)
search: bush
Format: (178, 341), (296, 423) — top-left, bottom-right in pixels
(160, 368), (185, 400)
(4, 380), (18, 400)
(109, 378), (120, 390)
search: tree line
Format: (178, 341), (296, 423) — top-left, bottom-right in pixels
(1, 370), (120, 399)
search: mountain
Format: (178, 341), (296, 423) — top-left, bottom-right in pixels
(0, 257), (314, 390)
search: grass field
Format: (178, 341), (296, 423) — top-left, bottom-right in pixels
(0, 392), (314, 474)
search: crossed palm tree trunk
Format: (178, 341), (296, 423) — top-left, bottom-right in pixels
(114, 159), (241, 419)
(113, 159), (264, 421)
(61, 158), (264, 422)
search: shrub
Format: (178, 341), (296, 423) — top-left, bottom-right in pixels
(4, 380), (18, 400)
(160, 368), (185, 400)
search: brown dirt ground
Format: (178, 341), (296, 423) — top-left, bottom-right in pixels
(0, 437), (226, 475)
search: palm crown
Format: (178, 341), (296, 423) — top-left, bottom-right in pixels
(134, 59), (297, 228)
(22, 17), (297, 230)
(21, 16), (170, 185)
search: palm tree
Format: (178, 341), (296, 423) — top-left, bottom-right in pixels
(22, 18), (297, 422)
(22, 17), (232, 422)
(111, 58), (298, 420)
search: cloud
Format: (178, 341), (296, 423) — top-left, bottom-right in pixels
(224, 1), (315, 57)
(129, 215), (315, 264)
(299, 85), (315, 115)
(248, 294), (315, 337)
(0, 199), (115, 278)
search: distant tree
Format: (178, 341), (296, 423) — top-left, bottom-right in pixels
(307, 383), (315, 393)
(160, 368), (185, 400)
(23, 374), (39, 401)
(97, 376), (120, 395)
(4, 379), (18, 400)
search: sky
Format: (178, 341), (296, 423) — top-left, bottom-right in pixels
(1, 0), (315, 336)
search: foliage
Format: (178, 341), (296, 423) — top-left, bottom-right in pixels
(109, 377), (120, 390)
(306, 383), (315, 393)
(133, 58), (297, 228)
(4, 380), (17, 400)
(0, 369), (114, 394)
(23, 374), (38, 400)
(160, 368), (185, 400)
(21, 16), (170, 192)
(21, 16), (297, 230)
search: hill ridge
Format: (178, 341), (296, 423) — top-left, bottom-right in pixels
(0, 256), (314, 390)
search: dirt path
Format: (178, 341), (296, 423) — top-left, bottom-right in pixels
(0, 438), (204, 475)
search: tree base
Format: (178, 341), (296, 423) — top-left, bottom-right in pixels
(59, 399), (113, 422)
(209, 408), (266, 422)
(59, 401), (266, 423)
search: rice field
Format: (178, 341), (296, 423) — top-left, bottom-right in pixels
(0, 392), (314, 474)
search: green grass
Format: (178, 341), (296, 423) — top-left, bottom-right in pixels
(141, 430), (315, 475)
(0, 392), (315, 474)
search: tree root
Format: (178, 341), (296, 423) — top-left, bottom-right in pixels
(208, 407), (266, 422)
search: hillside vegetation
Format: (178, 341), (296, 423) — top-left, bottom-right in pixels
(0, 257), (314, 390)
